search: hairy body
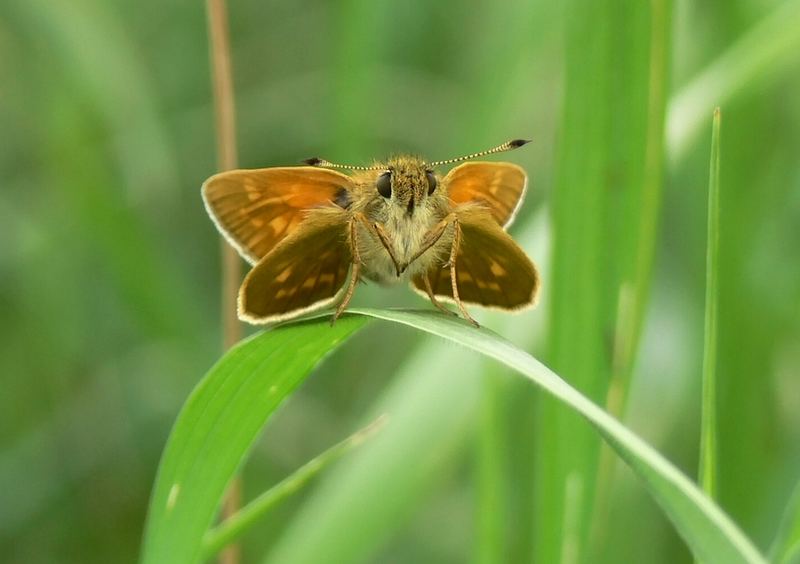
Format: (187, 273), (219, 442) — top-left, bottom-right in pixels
(347, 156), (453, 284)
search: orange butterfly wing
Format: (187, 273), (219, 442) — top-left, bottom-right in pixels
(238, 208), (352, 324)
(202, 166), (355, 264)
(411, 207), (539, 310)
(444, 162), (527, 228)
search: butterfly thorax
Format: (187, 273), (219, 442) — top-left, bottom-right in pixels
(350, 156), (452, 284)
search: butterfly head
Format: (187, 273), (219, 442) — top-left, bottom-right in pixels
(302, 138), (532, 223)
(374, 156), (441, 218)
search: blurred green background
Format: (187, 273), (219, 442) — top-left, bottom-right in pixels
(2, 0), (799, 562)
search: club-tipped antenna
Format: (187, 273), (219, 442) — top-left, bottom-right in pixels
(427, 138), (531, 167)
(302, 157), (382, 171)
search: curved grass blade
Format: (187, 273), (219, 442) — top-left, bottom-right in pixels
(140, 316), (367, 564)
(142, 306), (763, 563)
(262, 217), (547, 564)
(345, 308), (766, 564)
(263, 332), (485, 564)
(667, 0), (800, 161)
(201, 414), (388, 558)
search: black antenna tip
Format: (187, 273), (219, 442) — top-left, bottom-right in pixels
(509, 138), (532, 148)
(302, 157), (323, 166)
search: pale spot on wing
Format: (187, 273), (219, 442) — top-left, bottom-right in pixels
(489, 282), (501, 291)
(242, 196), (288, 215)
(476, 279), (487, 289)
(489, 173), (502, 195)
(250, 217), (264, 228)
(319, 273), (335, 285)
(275, 268), (292, 283)
(302, 277), (316, 289)
(270, 215), (289, 233)
(276, 288), (289, 298)
(490, 262), (506, 276)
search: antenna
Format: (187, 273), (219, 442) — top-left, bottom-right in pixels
(302, 157), (381, 171)
(427, 138), (531, 167)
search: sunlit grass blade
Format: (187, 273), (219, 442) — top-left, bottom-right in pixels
(667, 0), (800, 161)
(769, 480), (800, 564)
(345, 309), (766, 564)
(699, 108), (721, 500)
(140, 316), (367, 564)
(202, 414), (387, 559)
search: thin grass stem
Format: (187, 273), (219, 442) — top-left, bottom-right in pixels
(699, 108), (722, 500)
(206, 0), (242, 562)
(202, 415), (388, 559)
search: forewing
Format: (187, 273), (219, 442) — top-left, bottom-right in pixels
(412, 207), (539, 310)
(238, 208), (352, 324)
(444, 162), (527, 228)
(202, 166), (355, 264)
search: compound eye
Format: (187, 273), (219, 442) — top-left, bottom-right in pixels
(426, 170), (437, 195)
(377, 171), (392, 198)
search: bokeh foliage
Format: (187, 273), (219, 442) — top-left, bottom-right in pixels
(1, 0), (799, 562)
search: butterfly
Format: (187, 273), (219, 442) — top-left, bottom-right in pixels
(202, 139), (540, 327)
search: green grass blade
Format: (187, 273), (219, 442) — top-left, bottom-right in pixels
(201, 414), (387, 558)
(345, 309), (766, 564)
(139, 316), (367, 564)
(699, 108), (721, 499)
(451, 5), (551, 558)
(770, 481), (800, 564)
(667, 0), (800, 162)
(546, 1), (613, 556)
(262, 219), (546, 564)
(605, 0), (672, 413)
(476, 373), (508, 564)
(547, 2), (672, 560)
(143, 306), (764, 564)
(263, 334), (484, 564)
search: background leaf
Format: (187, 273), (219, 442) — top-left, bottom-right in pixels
(142, 309), (765, 564)
(346, 309), (766, 564)
(543, 1), (672, 561)
(140, 316), (366, 564)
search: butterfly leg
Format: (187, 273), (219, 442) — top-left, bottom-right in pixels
(421, 271), (457, 316)
(353, 212), (402, 277)
(447, 218), (479, 327)
(331, 219), (362, 325)
(402, 212), (459, 272)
